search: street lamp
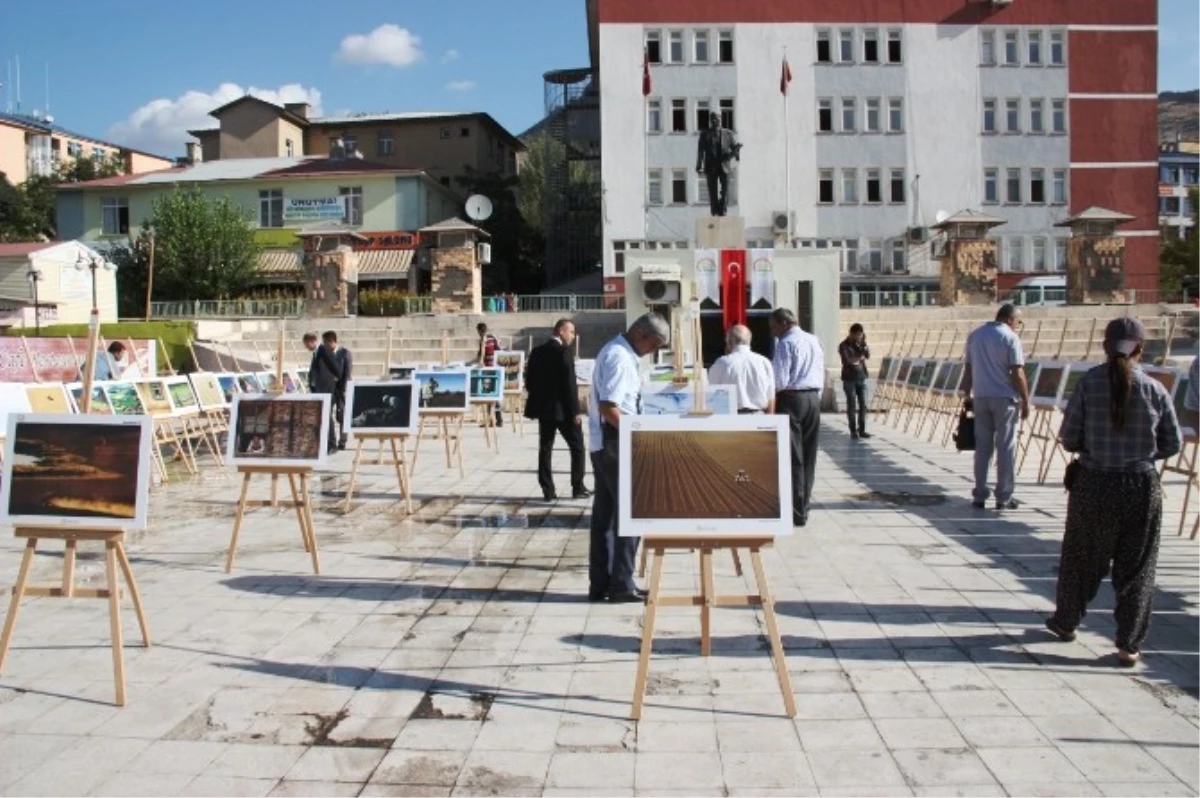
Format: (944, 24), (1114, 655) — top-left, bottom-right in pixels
(75, 252), (117, 315)
(74, 252), (117, 414)
(26, 268), (43, 335)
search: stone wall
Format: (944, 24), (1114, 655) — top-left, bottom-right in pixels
(939, 239), (998, 306)
(303, 247), (358, 317)
(431, 246), (481, 314)
(1067, 236), (1127, 305)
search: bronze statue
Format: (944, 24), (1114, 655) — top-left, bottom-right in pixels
(696, 111), (741, 216)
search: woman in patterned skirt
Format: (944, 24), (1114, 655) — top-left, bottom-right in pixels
(1045, 317), (1182, 666)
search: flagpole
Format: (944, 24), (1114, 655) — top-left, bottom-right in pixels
(783, 48), (791, 246)
(642, 49), (650, 246)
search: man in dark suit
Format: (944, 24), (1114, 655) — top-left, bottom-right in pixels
(312, 331), (350, 454)
(524, 319), (590, 501)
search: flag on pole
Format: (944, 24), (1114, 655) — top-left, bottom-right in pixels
(720, 249), (748, 330)
(780, 57), (792, 96)
(642, 49), (652, 97)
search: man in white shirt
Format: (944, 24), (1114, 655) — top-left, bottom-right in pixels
(709, 325), (775, 414)
(588, 312), (670, 603)
(770, 308), (825, 527)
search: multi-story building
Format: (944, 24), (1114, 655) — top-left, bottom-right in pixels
(187, 97), (525, 187)
(0, 111), (172, 185)
(1159, 141), (1198, 240)
(592, 0), (1160, 301)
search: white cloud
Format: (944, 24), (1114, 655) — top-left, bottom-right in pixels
(336, 24), (423, 67)
(441, 49), (460, 63)
(446, 80), (477, 92)
(107, 82), (323, 156)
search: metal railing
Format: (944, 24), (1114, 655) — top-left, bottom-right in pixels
(484, 294), (625, 313)
(840, 288), (942, 309)
(149, 298), (307, 318)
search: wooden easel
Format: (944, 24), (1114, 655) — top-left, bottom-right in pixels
(226, 465), (320, 574)
(1161, 434), (1199, 539)
(412, 413), (466, 476)
(632, 537), (795, 720)
(473, 399), (500, 450)
(0, 527), (150, 706)
(342, 433), (413, 514)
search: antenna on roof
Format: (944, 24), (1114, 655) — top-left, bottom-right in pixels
(3, 60), (8, 114)
(44, 61), (49, 116)
(14, 54), (20, 112)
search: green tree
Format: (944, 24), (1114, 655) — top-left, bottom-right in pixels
(455, 167), (544, 294)
(1160, 188), (1199, 300)
(0, 153), (126, 241)
(517, 133), (601, 285)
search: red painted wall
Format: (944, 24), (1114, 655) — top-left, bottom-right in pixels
(1067, 31), (1157, 94)
(1070, 99), (1159, 164)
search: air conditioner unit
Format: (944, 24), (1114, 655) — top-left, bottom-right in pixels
(643, 279), (681, 304)
(907, 226), (928, 243)
(771, 210), (791, 235)
(476, 242), (492, 264)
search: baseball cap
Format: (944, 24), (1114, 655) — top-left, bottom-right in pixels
(1103, 317), (1146, 357)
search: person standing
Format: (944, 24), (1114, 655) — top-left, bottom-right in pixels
(959, 304), (1029, 510)
(310, 331), (347, 454)
(477, 322), (503, 427)
(709, 324), (775, 414)
(770, 308), (825, 527)
(838, 323), (871, 439)
(329, 332), (352, 450)
(302, 333), (319, 392)
(1045, 318), (1181, 665)
(1182, 355), (1199, 433)
(524, 319), (590, 501)
(588, 313), (669, 603)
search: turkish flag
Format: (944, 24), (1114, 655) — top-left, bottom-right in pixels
(720, 249), (747, 330)
(780, 57), (792, 96)
(642, 49), (652, 97)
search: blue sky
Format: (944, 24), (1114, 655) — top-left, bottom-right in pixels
(0, 0), (1194, 159)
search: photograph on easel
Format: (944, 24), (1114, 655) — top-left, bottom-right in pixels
(0, 383), (32, 421)
(1031, 362), (1067, 408)
(236, 373), (263, 393)
(189, 373), (228, 411)
(895, 359), (913, 385)
(134, 379), (175, 417)
(1142, 366), (1180, 399)
(1059, 363), (1091, 408)
(469, 367), (504, 403)
(226, 394), (330, 467)
(618, 414), (793, 537)
(640, 383), (736, 415)
(413, 369), (471, 414)
(258, 371), (283, 393)
(98, 382), (147, 416)
(67, 383), (113, 414)
(346, 380), (418, 435)
(282, 371), (304, 393)
(164, 376), (200, 415)
(25, 384), (74, 414)
(217, 373), (240, 404)
(493, 351), (524, 393)
(388, 364), (417, 381)
(0, 414), (153, 529)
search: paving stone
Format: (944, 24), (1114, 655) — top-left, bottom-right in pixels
(546, 753), (635, 789)
(806, 749), (907, 789)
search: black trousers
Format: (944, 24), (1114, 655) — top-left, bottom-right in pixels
(705, 169), (729, 216)
(589, 426), (639, 596)
(843, 380), (867, 433)
(538, 417), (586, 495)
(776, 391), (821, 524)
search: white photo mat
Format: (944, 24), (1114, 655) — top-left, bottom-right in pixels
(494, 350), (525, 394)
(226, 393), (331, 468)
(413, 369), (472, 415)
(639, 382), (736, 415)
(345, 380), (419, 437)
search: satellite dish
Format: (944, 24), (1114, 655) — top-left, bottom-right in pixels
(465, 195), (493, 222)
(934, 210), (951, 224)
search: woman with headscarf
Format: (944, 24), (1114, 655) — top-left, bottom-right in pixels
(1045, 318), (1182, 665)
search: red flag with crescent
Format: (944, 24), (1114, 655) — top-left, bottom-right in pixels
(720, 249), (747, 331)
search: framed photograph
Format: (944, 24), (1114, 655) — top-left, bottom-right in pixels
(647, 365), (682, 384)
(1174, 373), (1194, 439)
(469, 367), (504, 403)
(618, 414), (793, 538)
(1142, 366), (1180, 400)
(640, 383), (736, 415)
(189, 372), (228, 411)
(236, 373), (263, 393)
(575, 359), (595, 386)
(98, 381), (147, 416)
(1031, 362), (1068, 409)
(877, 357), (896, 383)
(216, 373), (240, 405)
(297, 368), (310, 388)
(67, 382), (113, 415)
(257, 371), (283, 393)
(1022, 362), (1040, 390)
(931, 362), (957, 394)
(914, 360), (938, 389)
(494, 351), (525, 393)
(227, 393), (330, 467)
(282, 370), (305, 393)
(25, 384), (74, 414)
(346, 380), (418, 436)
(0, 383), (32, 426)
(164, 376), (200, 416)
(904, 359), (926, 387)
(135, 379), (176, 417)
(895, 359), (913, 385)
(413, 369), (471, 414)
(1059, 362), (1092, 408)
(1, 414), (153, 529)
(389, 364), (417, 381)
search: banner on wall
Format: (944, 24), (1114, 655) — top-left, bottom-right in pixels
(0, 338), (157, 383)
(749, 248), (775, 307)
(283, 197), (345, 222)
(693, 248), (720, 305)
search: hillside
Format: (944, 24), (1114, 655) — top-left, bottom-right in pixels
(1160, 90), (1199, 144)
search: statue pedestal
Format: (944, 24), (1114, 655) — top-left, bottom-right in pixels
(696, 216), (745, 250)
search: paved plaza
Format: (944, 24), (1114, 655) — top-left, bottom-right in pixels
(0, 413), (1196, 797)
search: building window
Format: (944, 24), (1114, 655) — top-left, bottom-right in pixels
(645, 30), (661, 63)
(863, 29), (879, 63)
(377, 132), (394, 156)
(258, 189), (283, 228)
(889, 239), (906, 271)
(841, 168), (858, 203)
(694, 30), (710, 63)
(843, 240), (859, 271)
(91, 147), (105, 161)
(1004, 30), (1019, 64)
(1029, 99), (1044, 133)
(1006, 168), (1022, 203)
(1028, 31), (1042, 65)
(981, 30), (996, 65)
(671, 169), (687, 204)
(461, 127), (472, 137)
(818, 169), (834, 204)
(1006, 237), (1024, 272)
(984, 168), (998, 203)
(888, 98), (903, 132)
(719, 98), (735, 130)
(67, 141), (82, 157)
(342, 135), (358, 153)
(1032, 237), (1048, 271)
(647, 99), (662, 133)
(1005, 99), (1020, 133)
(817, 98), (833, 132)
(285, 138), (295, 157)
(718, 30), (734, 63)
(1054, 238), (1068, 271)
(668, 30), (684, 63)
(1049, 31), (1065, 65)
(865, 98), (881, 132)
(671, 99), (687, 132)
(890, 168), (905, 203)
(694, 99), (710, 132)
(1052, 169), (1067, 204)
(816, 29), (832, 63)
(439, 127), (451, 140)
(339, 186), (363, 225)
(865, 239), (883, 272)
(866, 169), (882, 203)
(1051, 99), (1066, 133)
(647, 169), (662, 205)
(841, 98), (856, 132)
(613, 241), (626, 274)
(839, 29), (854, 62)
(886, 29), (902, 63)
(1029, 169), (1045, 204)
(983, 99), (997, 133)
(101, 197), (129, 235)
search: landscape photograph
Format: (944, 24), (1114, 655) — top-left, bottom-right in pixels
(349, 382), (417, 432)
(415, 370), (469, 413)
(1034, 365), (1066, 403)
(135, 380), (174, 416)
(103, 382), (146, 415)
(68, 384), (112, 415)
(217, 374), (240, 404)
(166, 379), (199, 413)
(1061, 367), (1089, 406)
(229, 396), (326, 464)
(641, 385), (735, 415)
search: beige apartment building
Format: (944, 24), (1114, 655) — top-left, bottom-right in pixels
(188, 97), (523, 186)
(0, 111), (173, 185)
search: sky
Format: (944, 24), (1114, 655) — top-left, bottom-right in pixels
(0, 0), (1195, 158)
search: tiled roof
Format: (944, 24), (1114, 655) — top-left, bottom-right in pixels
(419, 217), (490, 237)
(262, 159), (421, 178)
(61, 156), (425, 190)
(0, 242), (59, 258)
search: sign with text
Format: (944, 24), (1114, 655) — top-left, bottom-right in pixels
(283, 197), (345, 222)
(0, 338), (157, 383)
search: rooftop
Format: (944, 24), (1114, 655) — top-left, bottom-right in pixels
(59, 156), (437, 190)
(0, 111), (173, 162)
